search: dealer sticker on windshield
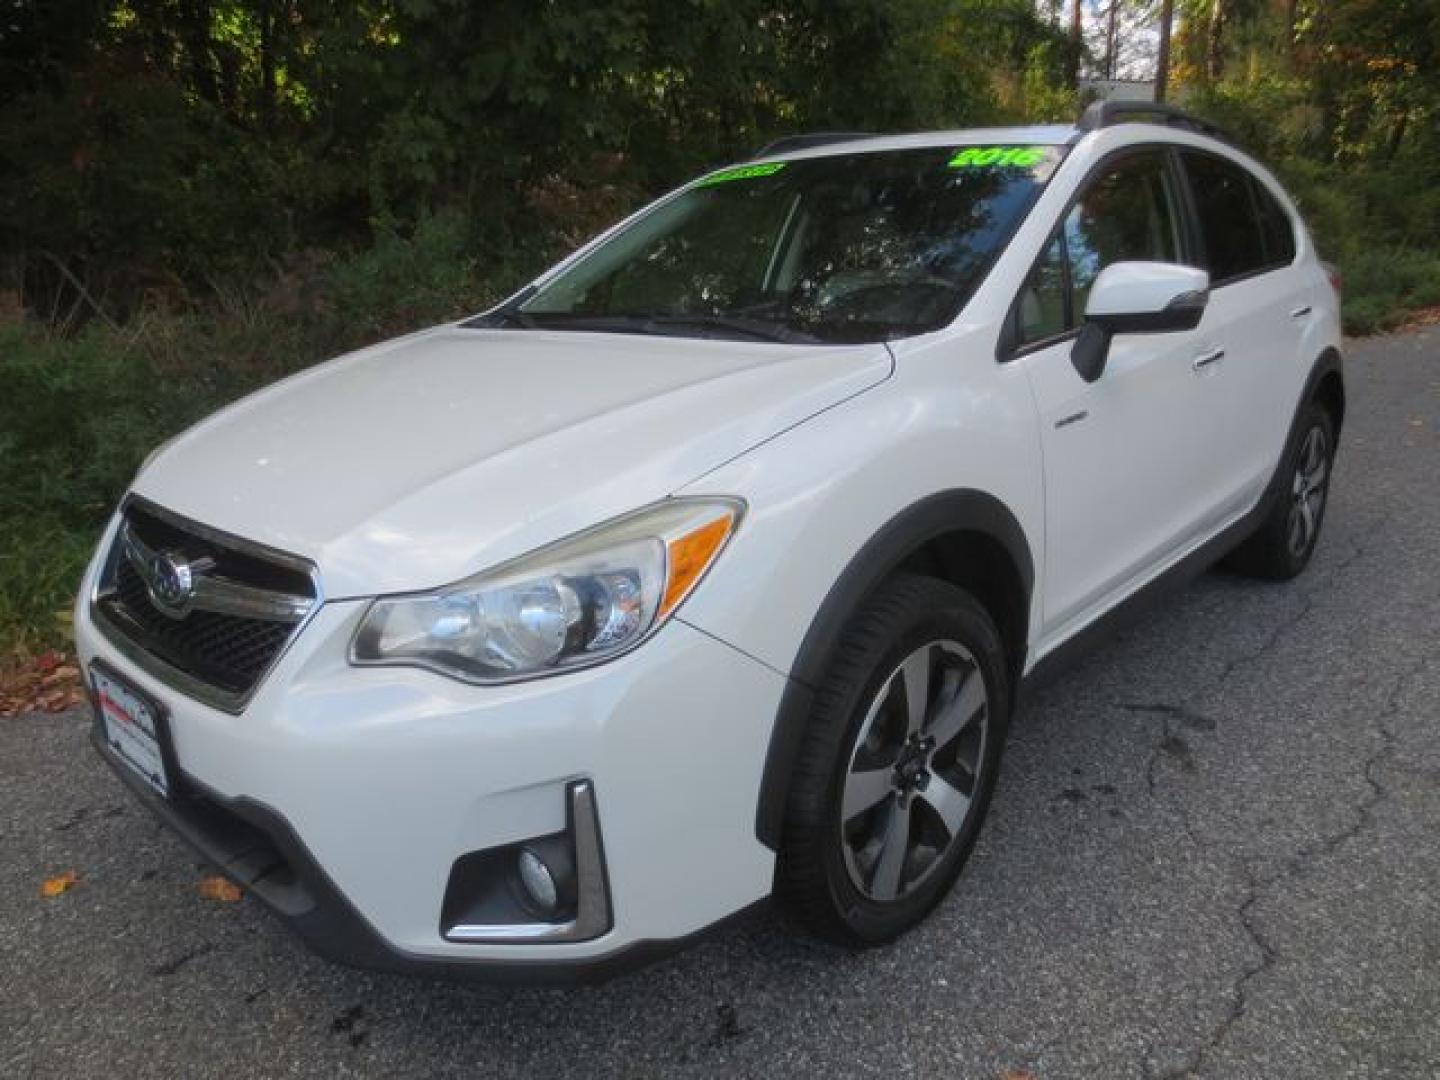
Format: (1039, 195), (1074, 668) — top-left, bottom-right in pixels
(695, 162), (788, 186)
(950, 144), (1065, 178)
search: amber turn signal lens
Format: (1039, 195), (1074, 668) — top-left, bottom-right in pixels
(660, 513), (736, 617)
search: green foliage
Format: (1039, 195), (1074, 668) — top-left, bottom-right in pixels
(2, 0), (1439, 649)
(0, 0), (1074, 315)
(324, 211), (488, 340)
(1177, 0), (1440, 334)
(0, 221), (505, 650)
(0, 325), (182, 649)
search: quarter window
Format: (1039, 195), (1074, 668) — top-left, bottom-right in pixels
(1250, 177), (1297, 267)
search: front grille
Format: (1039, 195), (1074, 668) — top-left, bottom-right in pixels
(92, 499), (320, 711)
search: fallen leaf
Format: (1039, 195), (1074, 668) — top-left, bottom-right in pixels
(1, 650), (86, 718)
(40, 871), (80, 898)
(197, 875), (243, 903)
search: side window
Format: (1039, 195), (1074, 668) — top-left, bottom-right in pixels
(1012, 150), (1183, 349)
(1182, 151), (1268, 282)
(1064, 152), (1184, 315)
(1250, 177), (1297, 267)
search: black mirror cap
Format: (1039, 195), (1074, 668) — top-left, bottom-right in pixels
(1088, 289), (1209, 335)
(1071, 322), (1110, 383)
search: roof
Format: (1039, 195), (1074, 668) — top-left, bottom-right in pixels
(753, 105), (1234, 162)
(756, 125), (1078, 162)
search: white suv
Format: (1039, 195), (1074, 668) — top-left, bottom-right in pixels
(77, 103), (1344, 982)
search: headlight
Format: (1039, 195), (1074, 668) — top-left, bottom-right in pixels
(350, 498), (743, 684)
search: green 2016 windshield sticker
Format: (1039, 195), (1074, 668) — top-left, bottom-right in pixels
(948, 146), (1047, 169)
(695, 162), (787, 186)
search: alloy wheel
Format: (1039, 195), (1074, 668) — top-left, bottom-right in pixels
(839, 639), (989, 902)
(1287, 424), (1330, 557)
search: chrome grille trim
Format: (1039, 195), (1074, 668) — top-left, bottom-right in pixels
(119, 521), (315, 622)
(90, 495), (324, 714)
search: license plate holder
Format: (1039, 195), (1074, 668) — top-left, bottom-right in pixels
(91, 661), (176, 799)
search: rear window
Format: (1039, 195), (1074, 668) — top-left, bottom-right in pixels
(1181, 151), (1274, 283)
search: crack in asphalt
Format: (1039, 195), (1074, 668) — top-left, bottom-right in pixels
(1218, 592), (1315, 684)
(1215, 511), (1389, 685)
(1143, 648), (1433, 1079)
(1122, 703), (1215, 797)
(1126, 515), (1433, 1079)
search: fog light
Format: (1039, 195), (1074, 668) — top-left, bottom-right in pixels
(517, 848), (559, 915)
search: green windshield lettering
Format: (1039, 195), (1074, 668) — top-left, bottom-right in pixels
(948, 146), (1046, 169)
(696, 162), (787, 186)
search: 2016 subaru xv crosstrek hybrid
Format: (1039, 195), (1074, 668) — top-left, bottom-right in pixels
(77, 102), (1344, 983)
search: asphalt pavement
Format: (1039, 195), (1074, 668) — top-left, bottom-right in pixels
(3, 328), (1438, 1079)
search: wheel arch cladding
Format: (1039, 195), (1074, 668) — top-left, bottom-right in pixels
(754, 489), (1034, 851)
(1314, 348), (1346, 439)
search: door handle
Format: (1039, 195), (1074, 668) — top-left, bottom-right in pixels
(1192, 347), (1225, 371)
(1290, 305), (1313, 319)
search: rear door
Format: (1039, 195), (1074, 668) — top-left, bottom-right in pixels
(1179, 150), (1310, 507)
(1011, 149), (1220, 643)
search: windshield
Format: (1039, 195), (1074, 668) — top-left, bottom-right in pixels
(480, 144), (1067, 344)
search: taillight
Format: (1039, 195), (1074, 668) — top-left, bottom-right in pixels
(1322, 260), (1342, 298)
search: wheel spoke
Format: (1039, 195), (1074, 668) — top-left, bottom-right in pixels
(899, 647), (933, 737)
(1298, 494), (1316, 545)
(926, 667), (985, 751)
(869, 800), (913, 901)
(1304, 457), (1328, 491)
(1305, 428), (1327, 474)
(918, 774), (972, 841)
(843, 766), (894, 821)
(1288, 507), (1306, 554)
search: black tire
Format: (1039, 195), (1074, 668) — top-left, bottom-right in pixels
(1225, 401), (1336, 581)
(775, 573), (1010, 946)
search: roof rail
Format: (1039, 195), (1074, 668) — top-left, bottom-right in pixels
(753, 132), (876, 158)
(1076, 100), (1234, 145)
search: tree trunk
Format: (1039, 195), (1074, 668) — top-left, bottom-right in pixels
(1206, 0), (1228, 81)
(183, 0), (218, 103)
(1069, 0), (1083, 85)
(1155, 0), (1175, 102)
(1105, 0), (1120, 80)
(259, 0), (276, 130)
(1386, 111), (1410, 161)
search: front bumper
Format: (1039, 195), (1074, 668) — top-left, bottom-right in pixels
(76, 567), (786, 981)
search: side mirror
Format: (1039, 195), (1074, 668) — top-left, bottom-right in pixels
(1071, 262), (1210, 383)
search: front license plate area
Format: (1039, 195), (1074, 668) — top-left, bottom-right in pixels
(92, 663), (172, 798)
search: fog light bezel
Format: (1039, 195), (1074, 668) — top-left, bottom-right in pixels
(440, 780), (612, 944)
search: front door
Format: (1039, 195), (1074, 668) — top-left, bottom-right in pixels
(1011, 149), (1220, 645)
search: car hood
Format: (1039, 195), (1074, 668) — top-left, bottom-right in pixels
(134, 325), (892, 597)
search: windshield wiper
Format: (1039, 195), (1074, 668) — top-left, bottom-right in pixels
(463, 286), (539, 330)
(467, 308), (819, 344)
(640, 314), (818, 344)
